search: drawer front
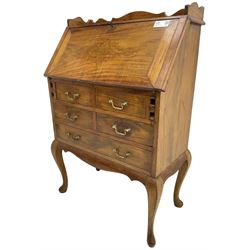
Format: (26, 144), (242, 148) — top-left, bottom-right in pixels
(96, 113), (153, 146)
(53, 102), (94, 130)
(55, 81), (94, 107)
(56, 124), (152, 172)
(96, 86), (150, 119)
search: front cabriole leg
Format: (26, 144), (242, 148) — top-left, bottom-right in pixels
(145, 176), (163, 247)
(173, 150), (192, 207)
(51, 140), (68, 193)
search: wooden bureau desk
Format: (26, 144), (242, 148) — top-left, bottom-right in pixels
(44, 2), (204, 247)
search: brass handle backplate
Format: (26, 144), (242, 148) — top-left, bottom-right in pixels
(109, 99), (128, 110)
(112, 124), (131, 136)
(64, 113), (78, 122)
(66, 132), (80, 141)
(64, 91), (80, 102)
(113, 148), (130, 159)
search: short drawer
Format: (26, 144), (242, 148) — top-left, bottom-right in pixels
(53, 102), (94, 130)
(96, 113), (153, 146)
(56, 124), (152, 172)
(96, 86), (152, 119)
(55, 81), (94, 107)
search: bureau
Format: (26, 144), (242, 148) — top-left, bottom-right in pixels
(45, 2), (204, 247)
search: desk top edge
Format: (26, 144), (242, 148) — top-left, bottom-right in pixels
(67, 2), (205, 28)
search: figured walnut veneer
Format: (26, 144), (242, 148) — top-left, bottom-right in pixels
(45, 2), (204, 247)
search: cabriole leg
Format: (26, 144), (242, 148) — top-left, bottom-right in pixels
(174, 150), (192, 207)
(51, 140), (68, 193)
(145, 177), (163, 247)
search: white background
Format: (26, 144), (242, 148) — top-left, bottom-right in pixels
(0, 0), (250, 249)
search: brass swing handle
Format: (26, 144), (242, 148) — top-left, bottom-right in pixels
(64, 112), (78, 122)
(66, 132), (81, 141)
(108, 99), (128, 110)
(113, 148), (130, 159)
(64, 91), (80, 101)
(112, 124), (131, 136)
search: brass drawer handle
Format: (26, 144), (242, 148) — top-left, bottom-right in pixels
(108, 99), (128, 110)
(64, 113), (78, 122)
(66, 132), (80, 141)
(112, 124), (131, 136)
(64, 91), (80, 101)
(113, 148), (130, 159)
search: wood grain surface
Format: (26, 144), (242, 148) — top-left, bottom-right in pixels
(45, 19), (183, 90)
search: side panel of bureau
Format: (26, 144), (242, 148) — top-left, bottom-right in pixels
(154, 21), (203, 176)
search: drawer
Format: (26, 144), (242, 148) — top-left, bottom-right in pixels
(96, 113), (153, 146)
(55, 81), (94, 107)
(96, 86), (152, 119)
(56, 124), (152, 172)
(53, 102), (94, 130)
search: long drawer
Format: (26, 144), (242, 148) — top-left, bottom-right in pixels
(96, 113), (154, 146)
(55, 124), (152, 172)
